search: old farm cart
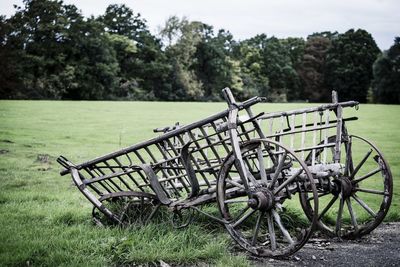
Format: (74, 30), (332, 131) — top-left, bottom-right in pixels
(58, 88), (393, 257)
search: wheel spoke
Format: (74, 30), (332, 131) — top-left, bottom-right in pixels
(308, 191), (330, 201)
(226, 179), (245, 189)
(352, 194), (377, 218)
(224, 199), (249, 204)
(272, 210), (294, 244)
(356, 188), (388, 196)
(251, 211), (264, 245)
(233, 208), (256, 228)
(349, 149), (373, 180)
(267, 212), (276, 250)
(118, 201), (131, 221)
(344, 138), (354, 176)
(346, 198), (358, 231)
(146, 203), (161, 223)
(245, 164), (261, 188)
(269, 151), (287, 189)
(274, 168), (302, 194)
(257, 146), (268, 185)
(233, 206), (250, 222)
(336, 194), (344, 236)
(352, 168), (381, 184)
(318, 195), (338, 220)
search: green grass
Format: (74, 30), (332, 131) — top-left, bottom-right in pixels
(0, 100), (399, 266)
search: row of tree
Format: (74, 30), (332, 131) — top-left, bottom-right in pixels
(1, 0), (399, 103)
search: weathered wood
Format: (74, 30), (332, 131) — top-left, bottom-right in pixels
(57, 87), (392, 259)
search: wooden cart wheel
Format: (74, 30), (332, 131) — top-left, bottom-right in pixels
(300, 135), (393, 239)
(217, 139), (318, 258)
(92, 191), (161, 226)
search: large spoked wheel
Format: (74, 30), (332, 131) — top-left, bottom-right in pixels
(300, 135), (393, 239)
(93, 191), (161, 226)
(217, 139), (318, 258)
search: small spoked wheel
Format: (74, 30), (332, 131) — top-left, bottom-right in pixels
(300, 135), (393, 239)
(93, 191), (161, 226)
(217, 139), (318, 258)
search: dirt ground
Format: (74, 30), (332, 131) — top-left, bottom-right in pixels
(251, 222), (400, 267)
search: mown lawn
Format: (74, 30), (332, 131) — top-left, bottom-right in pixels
(0, 100), (399, 266)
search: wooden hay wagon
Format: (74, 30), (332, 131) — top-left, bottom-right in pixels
(58, 88), (393, 257)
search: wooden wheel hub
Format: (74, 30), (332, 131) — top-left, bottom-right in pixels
(248, 189), (275, 211)
(333, 177), (353, 198)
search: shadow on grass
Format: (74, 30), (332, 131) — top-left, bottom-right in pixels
(101, 203), (315, 266)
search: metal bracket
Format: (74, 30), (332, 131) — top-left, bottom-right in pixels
(180, 142), (200, 197)
(139, 164), (172, 205)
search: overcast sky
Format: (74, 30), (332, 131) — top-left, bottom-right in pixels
(1, 0), (399, 50)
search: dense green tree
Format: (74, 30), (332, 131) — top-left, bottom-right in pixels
(262, 37), (301, 101)
(325, 29), (380, 102)
(0, 0), (78, 99)
(194, 29), (242, 100)
(281, 37), (306, 68)
(232, 35), (303, 101)
(372, 37), (400, 104)
(100, 4), (170, 100)
(100, 4), (146, 40)
(159, 15), (184, 46)
(159, 16), (244, 101)
(0, 15), (24, 98)
(308, 31), (338, 40)
(64, 18), (120, 99)
(297, 36), (332, 102)
(0, 0), (121, 99)
(0, 1), (388, 103)
(160, 17), (207, 100)
(232, 35), (269, 98)
(131, 32), (170, 101)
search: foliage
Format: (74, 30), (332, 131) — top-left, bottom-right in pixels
(325, 29), (381, 103)
(0, 1), (394, 103)
(262, 36), (302, 101)
(0, 0), (83, 99)
(297, 35), (332, 102)
(372, 37), (400, 104)
(161, 17), (207, 100)
(231, 34), (268, 99)
(194, 29), (240, 100)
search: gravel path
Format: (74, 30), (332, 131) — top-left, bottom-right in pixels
(251, 222), (400, 266)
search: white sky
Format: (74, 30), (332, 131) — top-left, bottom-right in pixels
(1, 0), (399, 50)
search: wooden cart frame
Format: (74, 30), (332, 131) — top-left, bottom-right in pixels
(58, 88), (393, 258)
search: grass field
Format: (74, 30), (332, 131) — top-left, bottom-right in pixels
(0, 100), (399, 266)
